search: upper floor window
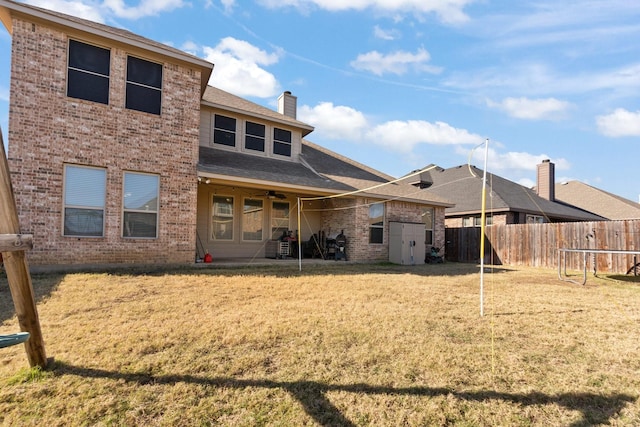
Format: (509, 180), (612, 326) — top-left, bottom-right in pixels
(63, 164), (106, 237)
(369, 202), (384, 244)
(214, 115), (236, 147)
(123, 172), (160, 238)
(245, 121), (265, 152)
(273, 128), (292, 157)
(126, 56), (163, 115)
(67, 40), (110, 105)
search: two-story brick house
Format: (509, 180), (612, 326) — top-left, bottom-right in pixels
(0, 0), (453, 266)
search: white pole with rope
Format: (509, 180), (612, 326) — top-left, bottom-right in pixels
(297, 197), (302, 272)
(479, 139), (489, 317)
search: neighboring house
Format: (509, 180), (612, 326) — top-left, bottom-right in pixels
(0, 0), (453, 266)
(554, 181), (640, 220)
(418, 160), (604, 227)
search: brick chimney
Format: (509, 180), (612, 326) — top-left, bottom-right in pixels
(277, 91), (297, 119)
(536, 159), (555, 201)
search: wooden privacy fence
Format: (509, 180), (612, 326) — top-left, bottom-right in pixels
(445, 220), (640, 274)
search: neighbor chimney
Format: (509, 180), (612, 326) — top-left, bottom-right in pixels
(536, 159), (555, 201)
(278, 91), (297, 119)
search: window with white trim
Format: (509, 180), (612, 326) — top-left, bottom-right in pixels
(271, 201), (290, 239)
(63, 164), (106, 237)
(273, 128), (292, 157)
(67, 40), (110, 105)
(123, 172), (159, 238)
(242, 198), (263, 241)
(422, 207), (434, 245)
(212, 196), (234, 240)
(214, 114), (236, 147)
(526, 214), (544, 224)
(245, 121), (265, 152)
(369, 202), (384, 244)
(126, 56), (162, 115)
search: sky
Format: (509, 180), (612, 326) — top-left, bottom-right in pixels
(1, 0), (640, 201)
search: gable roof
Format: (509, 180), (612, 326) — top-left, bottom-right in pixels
(0, 0), (213, 94)
(201, 86), (314, 136)
(198, 141), (454, 207)
(555, 180), (640, 220)
(424, 164), (604, 221)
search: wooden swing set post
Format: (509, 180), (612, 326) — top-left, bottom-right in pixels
(0, 131), (47, 368)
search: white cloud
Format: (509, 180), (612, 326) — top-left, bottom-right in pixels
(596, 108), (640, 137)
(299, 102), (368, 140)
(373, 25), (400, 41)
(256, 0), (474, 24)
(367, 120), (483, 152)
(300, 102), (482, 152)
(103, 0), (185, 19)
(350, 48), (441, 76)
(202, 37), (281, 98)
(220, 0), (235, 13)
(486, 97), (571, 120)
(465, 146), (571, 172)
(25, 0), (106, 22)
(0, 86), (8, 102)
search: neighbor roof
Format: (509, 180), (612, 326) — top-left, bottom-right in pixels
(0, 0), (213, 94)
(423, 165), (604, 221)
(555, 180), (640, 220)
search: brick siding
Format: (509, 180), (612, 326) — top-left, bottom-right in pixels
(6, 17), (202, 265)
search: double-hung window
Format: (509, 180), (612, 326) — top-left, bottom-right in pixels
(63, 165), (106, 237)
(422, 207), (434, 245)
(245, 121), (265, 152)
(123, 172), (159, 238)
(273, 128), (292, 157)
(369, 202), (384, 244)
(214, 115), (236, 147)
(67, 40), (110, 105)
(126, 56), (163, 115)
(212, 196), (234, 240)
(242, 198), (264, 241)
(271, 201), (290, 239)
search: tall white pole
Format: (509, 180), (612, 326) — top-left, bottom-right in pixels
(480, 139), (489, 317)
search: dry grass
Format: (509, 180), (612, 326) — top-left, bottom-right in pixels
(0, 262), (639, 426)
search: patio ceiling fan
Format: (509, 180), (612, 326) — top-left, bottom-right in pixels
(252, 190), (286, 199)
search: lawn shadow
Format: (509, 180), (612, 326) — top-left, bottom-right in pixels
(53, 361), (635, 427)
(0, 272), (65, 324)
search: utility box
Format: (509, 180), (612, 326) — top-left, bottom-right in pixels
(389, 222), (426, 265)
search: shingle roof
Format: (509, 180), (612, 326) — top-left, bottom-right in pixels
(425, 165), (604, 221)
(202, 87), (314, 136)
(555, 180), (640, 220)
(198, 142), (454, 206)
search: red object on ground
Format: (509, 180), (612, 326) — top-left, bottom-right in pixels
(203, 253), (213, 263)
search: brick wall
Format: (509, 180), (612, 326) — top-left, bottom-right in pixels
(6, 17), (202, 265)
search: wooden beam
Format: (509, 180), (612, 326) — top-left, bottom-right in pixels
(0, 234), (33, 252)
(0, 130), (47, 368)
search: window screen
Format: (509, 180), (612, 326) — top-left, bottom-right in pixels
(214, 115), (237, 147)
(369, 202), (384, 244)
(67, 40), (110, 105)
(245, 121), (265, 152)
(126, 56), (162, 115)
(273, 128), (292, 156)
(243, 198), (264, 241)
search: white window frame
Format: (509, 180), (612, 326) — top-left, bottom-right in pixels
(422, 207), (434, 245)
(369, 202), (385, 244)
(273, 127), (292, 157)
(122, 171), (160, 239)
(242, 197), (264, 241)
(63, 164), (107, 237)
(212, 195), (234, 241)
(271, 201), (290, 240)
(213, 114), (237, 148)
